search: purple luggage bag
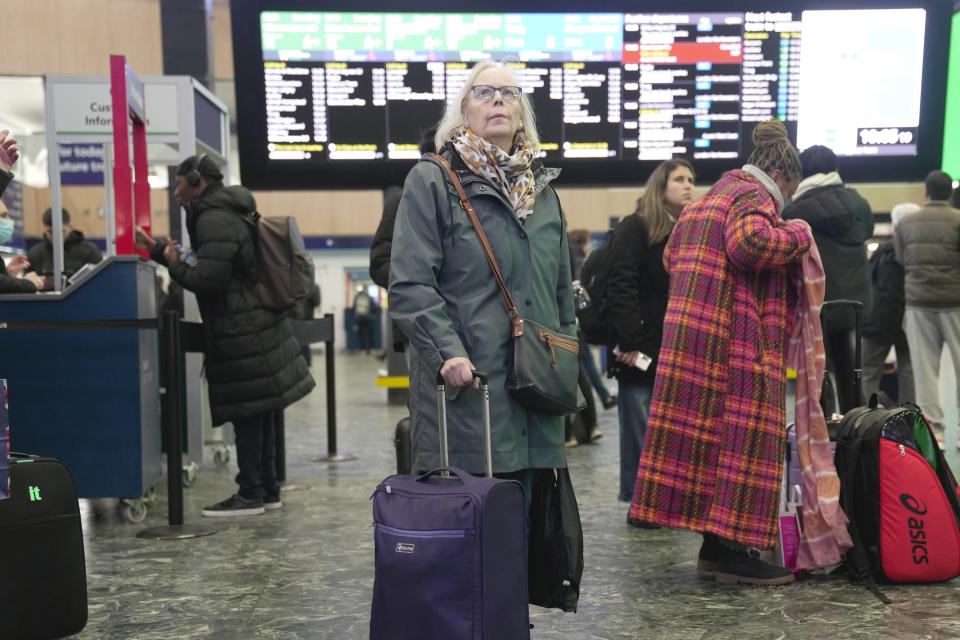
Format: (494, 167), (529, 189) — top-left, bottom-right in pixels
(370, 372), (530, 640)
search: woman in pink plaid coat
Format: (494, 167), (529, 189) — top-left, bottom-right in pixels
(629, 120), (814, 586)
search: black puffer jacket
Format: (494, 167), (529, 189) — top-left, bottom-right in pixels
(782, 184), (874, 315)
(605, 212), (670, 383)
(862, 240), (905, 342)
(154, 183), (314, 425)
(26, 230), (102, 277)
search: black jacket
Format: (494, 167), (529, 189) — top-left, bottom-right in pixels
(782, 184), (874, 315)
(0, 169), (11, 198)
(153, 183), (314, 425)
(863, 240), (906, 342)
(371, 186), (409, 350)
(605, 213), (669, 383)
(0, 257), (37, 294)
(26, 230), (102, 277)
(370, 186), (402, 290)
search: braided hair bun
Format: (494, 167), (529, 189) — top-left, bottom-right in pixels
(745, 118), (802, 183)
(752, 119), (789, 149)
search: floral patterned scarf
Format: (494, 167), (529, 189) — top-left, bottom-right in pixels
(452, 127), (537, 220)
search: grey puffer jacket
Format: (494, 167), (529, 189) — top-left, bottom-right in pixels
(894, 202), (960, 308)
(389, 146), (574, 475)
(154, 183), (315, 425)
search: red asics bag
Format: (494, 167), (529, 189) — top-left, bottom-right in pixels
(835, 395), (960, 583)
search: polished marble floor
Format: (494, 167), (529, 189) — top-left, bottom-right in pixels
(72, 352), (960, 640)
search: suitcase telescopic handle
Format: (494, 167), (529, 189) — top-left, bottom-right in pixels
(436, 370), (493, 478)
(821, 299), (863, 406)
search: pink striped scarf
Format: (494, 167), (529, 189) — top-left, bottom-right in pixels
(787, 239), (853, 570)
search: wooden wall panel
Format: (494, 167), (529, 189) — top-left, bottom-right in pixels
(212, 0), (234, 80)
(22, 186), (170, 238)
(0, 0), (163, 76)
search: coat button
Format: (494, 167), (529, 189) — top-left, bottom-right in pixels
(480, 186), (486, 191)
(525, 299), (532, 306)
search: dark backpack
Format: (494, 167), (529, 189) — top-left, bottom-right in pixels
(576, 230), (615, 345)
(835, 395), (960, 585)
(245, 213), (315, 312)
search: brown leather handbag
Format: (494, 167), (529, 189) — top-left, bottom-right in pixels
(430, 154), (582, 416)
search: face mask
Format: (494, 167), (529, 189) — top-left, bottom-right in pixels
(0, 217), (14, 244)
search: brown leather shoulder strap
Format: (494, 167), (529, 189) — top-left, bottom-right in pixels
(428, 154), (523, 335)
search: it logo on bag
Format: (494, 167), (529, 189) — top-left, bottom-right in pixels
(900, 493), (928, 565)
(28, 485), (42, 502)
(395, 543), (415, 554)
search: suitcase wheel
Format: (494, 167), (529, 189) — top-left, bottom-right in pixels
(182, 462), (199, 487)
(121, 498), (149, 523)
(213, 446), (231, 468)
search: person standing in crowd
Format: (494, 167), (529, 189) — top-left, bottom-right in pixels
(27, 207), (103, 280)
(369, 127), (437, 355)
(895, 170), (960, 450)
(782, 144), (873, 413)
(0, 201), (43, 294)
(606, 158), (694, 524)
(861, 203), (918, 405)
(389, 60), (573, 508)
(630, 120), (813, 585)
(0, 134), (42, 295)
(352, 285), (377, 355)
(569, 228), (617, 413)
(137, 154), (314, 516)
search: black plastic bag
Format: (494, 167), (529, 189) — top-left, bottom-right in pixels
(528, 467), (584, 612)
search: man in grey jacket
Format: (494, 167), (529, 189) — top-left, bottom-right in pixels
(894, 170), (960, 449)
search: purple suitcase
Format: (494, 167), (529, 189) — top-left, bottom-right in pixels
(370, 372), (530, 640)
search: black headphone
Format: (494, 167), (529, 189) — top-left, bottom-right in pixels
(185, 153), (209, 187)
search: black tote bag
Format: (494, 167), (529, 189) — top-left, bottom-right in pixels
(528, 467), (584, 612)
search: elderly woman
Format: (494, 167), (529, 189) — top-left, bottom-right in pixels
(629, 120), (815, 585)
(389, 60), (573, 504)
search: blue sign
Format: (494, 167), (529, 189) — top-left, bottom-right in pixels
(59, 144), (105, 186)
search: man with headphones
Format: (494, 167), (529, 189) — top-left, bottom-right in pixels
(138, 154), (315, 516)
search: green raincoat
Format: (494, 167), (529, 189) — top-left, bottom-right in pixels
(389, 147), (574, 474)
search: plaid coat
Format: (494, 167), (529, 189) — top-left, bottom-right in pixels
(629, 170), (812, 549)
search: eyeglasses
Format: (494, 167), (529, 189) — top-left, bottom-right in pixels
(469, 85), (522, 102)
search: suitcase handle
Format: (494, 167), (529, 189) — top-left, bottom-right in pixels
(820, 299), (863, 409)
(416, 466), (476, 485)
(436, 369), (493, 478)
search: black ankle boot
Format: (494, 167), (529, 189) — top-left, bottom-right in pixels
(697, 533), (721, 575)
(715, 540), (794, 586)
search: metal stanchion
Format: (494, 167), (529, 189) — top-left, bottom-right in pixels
(313, 313), (356, 463)
(138, 311), (216, 540)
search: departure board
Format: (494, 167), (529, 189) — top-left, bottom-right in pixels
(231, 3), (950, 188)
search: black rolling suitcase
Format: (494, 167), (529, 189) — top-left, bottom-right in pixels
(394, 416), (412, 475)
(0, 454), (88, 640)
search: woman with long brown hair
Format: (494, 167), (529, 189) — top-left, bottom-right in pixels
(606, 158), (695, 520)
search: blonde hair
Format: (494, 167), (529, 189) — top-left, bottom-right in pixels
(746, 119), (802, 183)
(434, 60), (540, 154)
(636, 159), (695, 246)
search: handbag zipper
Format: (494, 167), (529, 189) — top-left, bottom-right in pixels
(538, 330), (580, 368)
